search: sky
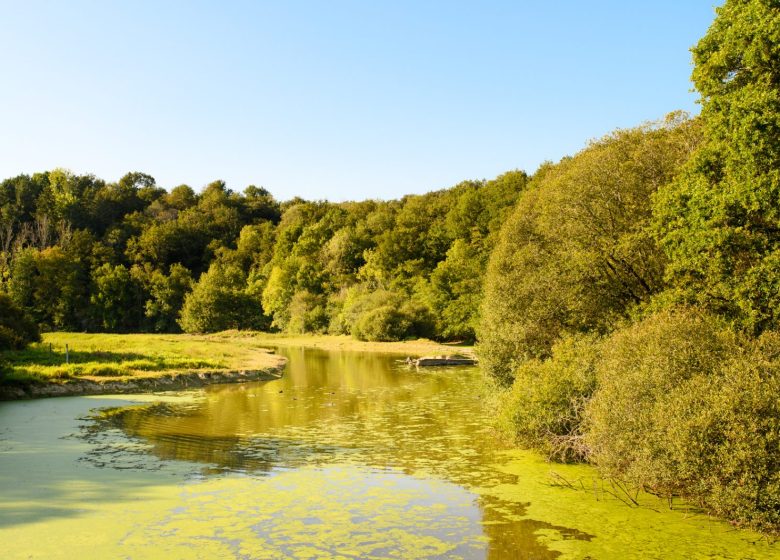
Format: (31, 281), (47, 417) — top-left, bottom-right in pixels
(0, 1), (720, 201)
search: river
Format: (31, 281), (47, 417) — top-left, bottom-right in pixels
(0, 347), (777, 558)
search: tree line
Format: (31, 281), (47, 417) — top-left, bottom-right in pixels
(480, 0), (780, 535)
(0, 166), (525, 342)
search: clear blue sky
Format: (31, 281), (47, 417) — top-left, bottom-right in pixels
(0, 1), (720, 201)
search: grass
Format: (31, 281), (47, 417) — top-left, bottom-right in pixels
(2, 332), (276, 386)
(0, 331), (473, 388)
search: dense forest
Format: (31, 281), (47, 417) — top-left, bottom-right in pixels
(1, 0), (779, 537)
(0, 165), (525, 342)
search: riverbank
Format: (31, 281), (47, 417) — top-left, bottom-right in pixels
(220, 331), (473, 356)
(0, 332), (473, 400)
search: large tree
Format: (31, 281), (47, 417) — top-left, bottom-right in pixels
(654, 0), (780, 334)
(480, 116), (701, 384)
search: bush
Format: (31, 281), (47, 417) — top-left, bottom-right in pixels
(586, 308), (780, 534)
(353, 305), (411, 342)
(333, 286), (435, 342)
(287, 290), (329, 334)
(0, 293), (40, 351)
(586, 309), (733, 494)
(496, 334), (599, 462)
(703, 333), (780, 533)
(329, 286), (392, 335)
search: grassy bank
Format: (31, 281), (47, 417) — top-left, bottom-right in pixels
(1, 332), (282, 388)
(0, 331), (472, 393)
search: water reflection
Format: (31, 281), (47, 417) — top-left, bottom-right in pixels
(95, 347), (590, 558)
(100, 348), (495, 475)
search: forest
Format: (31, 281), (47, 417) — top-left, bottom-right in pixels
(1, 0), (779, 536)
(0, 166), (525, 342)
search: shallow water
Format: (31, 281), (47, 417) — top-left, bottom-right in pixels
(0, 347), (778, 559)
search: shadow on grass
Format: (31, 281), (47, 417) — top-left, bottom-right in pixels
(4, 346), (152, 367)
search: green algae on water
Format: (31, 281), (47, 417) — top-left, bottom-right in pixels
(1, 348), (778, 559)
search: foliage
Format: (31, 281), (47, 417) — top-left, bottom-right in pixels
(496, 334), (599, 462)
(352, 301), (434, 342)
(353, 306), (411, 342)
(653, 0), (780, 335)
(479, 116), (700, 385)
(90, 264), (144, 332)
(585, 308), (780, 534)
(422, 240), (483, 342)
(0, 164), (523, 341)
(586, 309), (734, 493)
(330, 287), (435, 342)
(0, 292), (40, 351)
(7, 246), (91, 331)
(476, 0), (780, 536)
(179, 263), (267, 333)
(141, 264), (193, 333)
(287, 291), (329, 334)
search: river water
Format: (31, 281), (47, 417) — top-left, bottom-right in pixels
(0, 347), (777, 559)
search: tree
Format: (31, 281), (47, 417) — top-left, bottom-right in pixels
(88, 172), (151, 235)
(37, 169), (103, 231)
(654, 0), (780, 334)
(480, 116), (701, 384)
(240, 185), (281, 224)
(8, 246), (90, 331)
(421, 240), (483, 342)
(138, 264), (193, 332)
(179, 262), (266, 333)
(90, 264), (144, 332)
(0, 292), (40, 350)
(166, 184), (197, 210)
(287, 290), (329, 334)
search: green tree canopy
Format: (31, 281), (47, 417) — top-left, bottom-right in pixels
(179, 262), (266, 333)
(480, 116), (701, 384)
(653, 0), (780, 334)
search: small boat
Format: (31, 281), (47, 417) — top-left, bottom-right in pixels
(406, 355), (477, 367)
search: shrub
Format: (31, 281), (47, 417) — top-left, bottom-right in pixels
(496, 334), (599, 462)
(353, 305), (412, 342)
(586, 308), (780, 534)
(287, 290), (329, 334)
(179, 263), (267, 333)
(333, 287), (435, 342)
(700, 333), (780, 533)
(329, 286), (392, 335)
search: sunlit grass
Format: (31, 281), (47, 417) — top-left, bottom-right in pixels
(1, 332), (276, 386)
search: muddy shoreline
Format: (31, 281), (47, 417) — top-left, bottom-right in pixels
(0, 360), (287, 400)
